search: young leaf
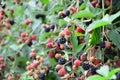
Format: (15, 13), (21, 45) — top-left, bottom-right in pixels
(70, 33), (78, 52)
(72, 10), (95, 19)
(108, 68), (120, 79)
(40, 0), (49, 4)
(110, 11), (120, 22)
(108, 30), (120, 49)
(86, 20), (111, 32)
(76, 43), (85, 53)
(96, 65), (109, 78)
(86, 75), (106, 80)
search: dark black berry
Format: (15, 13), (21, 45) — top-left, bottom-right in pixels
(50, 24), (55, 30)
(58, 58), (66, 65)
(59, 37), (66, 44)
(64, 10), (70, 16)
(61, 14), (66, 18)
(117, 72), (120, 80)
(44, 27), (50, 32)
(35, 14), (45, 19)
(104, 48), (112, 54)
(39, 73), (45, 79)
(82, 62), (90, 70)
(27, 40), (32, 47)
(9, 20), (15, 25)
(99, 41), (105, 48)
(90, 67), (97, 74)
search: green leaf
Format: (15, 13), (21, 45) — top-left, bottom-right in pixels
(76, 43), (85, 53)
(79, 3), (86, 10)
(108, 30), (120, 49)
(108, 68), (120, 79)
(86, 15), (111, 32)
(110, 11), (120, 22)
(75, 31), (85, 37)
(89, 29), (101, 45)
(86, 75), (106, 80)
(96, 65), (109, 77)
(40, 0), (49, 4)
(59, 19), (67, 27)
(72, 10), (95, 19)
(70, 33), (78, 52)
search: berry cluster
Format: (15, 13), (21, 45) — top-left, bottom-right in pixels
(26, 49), (49, 80)
(17, 32), (36, 46)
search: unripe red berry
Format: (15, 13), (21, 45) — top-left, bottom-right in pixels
(58, 11), (64, 17)
(33, 74), (38, 79)
(7, 76), (13, 80)
(31, 35), (36, 40)
(55, 64), (62, 70)
(10, 9), (14, 14)
(5, 23), (11, 29)
(105, 0), (110, 6)
(27, 71), (33, 76)
(94, 59), (100, 65)
(26, 65), (32, 70)
(29, 51), (36, 58)
(0, 56), (3, 62)
(0, 15), (3, 21)
(55, 53), (61, 59)
(74, 59), (81, 67)
(46, 43), (53, 48)
(47, 38), (53, 43)
(55, 44), (61, 50)
(91, 1), (97, 7)
(48, 50), (55, 57)
(59, 31), (65, 37)
(105, 41), (111, 48)
(64, 28), (70, 35)
(0, 10), (5, 15)
(17, 73), (21, 79)
(58, 68), (66, 76)
(31, 61), (38, 67)
(80, 54), (86, 61)
(68, 7), (76, 14)
(76, 26), (84, 33)
(116, 60), (120, 67)
(6, 18), (11, 23)
(20, 32), (27, 37)
(24, 20), (31, 25)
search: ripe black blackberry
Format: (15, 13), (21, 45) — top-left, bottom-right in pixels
(82, 62), (90, 70)
(90, 67), (97, 74)
(99, 41), (105, 48)
(116, 72), (120, 80)
(59, 37), (66, 44)
(58, 58), (66, 65)
(50, 24), (55, 30)
(64, 10), (70, 16)
(104, 48), (112, 54)
(9, 20), (15, 25)
(39, 72), (45, 80)
(27, 40), (33, 47)
(44, 27), (50, 32)
(35, 14), (45, 19)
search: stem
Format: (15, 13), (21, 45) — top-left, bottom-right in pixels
(76, 0), (80, 12)
(102, 0), (105, 41)
(109, 0), (112, 15)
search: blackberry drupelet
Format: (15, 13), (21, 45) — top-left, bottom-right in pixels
(58, 58), (66, 65)
(44, 27), (50, 32)
(50, 24), (55, 30)
(82, 62), (90, 70)
(99, 41), (105, 48)
(59, 37), (66, 44)
(39, 72), (45, 79)
(64, 10), (70, 16)
(9, 20), (15, 25)
(90, 67), (97, 74)
(35, 14), (45, 19)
